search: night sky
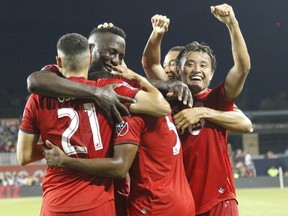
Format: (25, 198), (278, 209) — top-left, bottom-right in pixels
(1, 0), (287, 117)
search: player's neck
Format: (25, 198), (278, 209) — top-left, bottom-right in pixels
(61, 68), (89, 79)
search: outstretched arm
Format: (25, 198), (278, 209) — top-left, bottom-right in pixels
(173, 106), (253, 133)
(211, 4), (251, 99)
(43, 140), (138, 179)
(27, 70), (135, 124)
(110, 65), (172, 116)
(142, 14), (170, 81)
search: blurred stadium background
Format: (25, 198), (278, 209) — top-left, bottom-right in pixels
(1, 0), (288, 215)
(1, 98), (288, 216)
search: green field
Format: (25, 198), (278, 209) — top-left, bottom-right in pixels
(237, 188), (288, 216)
(0, 188), (287, 216)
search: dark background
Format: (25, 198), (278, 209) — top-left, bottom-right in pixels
(1, 0), (287, 117)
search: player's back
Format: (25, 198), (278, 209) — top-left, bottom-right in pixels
(22, 77), (114, 212)
(116, 115), (195, 215)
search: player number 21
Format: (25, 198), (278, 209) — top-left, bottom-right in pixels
(58, 103), (103, 155)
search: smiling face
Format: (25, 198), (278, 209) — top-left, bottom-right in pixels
(163, 50), (180, 80)
(180, 51), (214, 95)
(88, 32), (126, 74)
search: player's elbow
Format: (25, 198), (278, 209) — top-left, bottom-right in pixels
(243, 119), (253, 133)
(231, 118), (253, 133)
(17, 154), (29, 166)
(27, 72), (41, 93)
(110, 160), (130, 179)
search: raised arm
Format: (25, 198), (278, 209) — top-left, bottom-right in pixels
(27, 70), (135, 124)
(211, 4), (251, 99)
(141, 14), (170, 81)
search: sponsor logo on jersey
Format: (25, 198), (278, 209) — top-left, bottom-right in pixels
(116, 122), (129, 136)
(141, 208), (147, 214)
(218, 187), (225, 194)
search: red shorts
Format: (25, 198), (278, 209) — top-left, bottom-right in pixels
(40, 199), (116, 216)
(197, 199), (239, 216)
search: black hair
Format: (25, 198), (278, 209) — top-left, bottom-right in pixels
(57, 33), (89, 56)
(88, 25), (126, 39)
(57, 33), (90, 71)
(177, 41), (217, 72)
(169, 46), (184, 52)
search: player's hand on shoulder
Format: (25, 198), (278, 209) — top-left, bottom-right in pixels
(166, 80), (193, 107)
(95, 84), (135, 124)
(151, 14), (170, 34)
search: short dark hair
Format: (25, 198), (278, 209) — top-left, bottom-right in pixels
(88, 25), (126, 39)
(177, 41), (217, 72)
(57, 33), (89, 57)
(169, 46), (184, 52)
(57, 33), (90, 71)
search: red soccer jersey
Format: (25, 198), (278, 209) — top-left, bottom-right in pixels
(20, 76), (138, 213)
(179, 83), (235, 214)
(114, 115), (195, 216)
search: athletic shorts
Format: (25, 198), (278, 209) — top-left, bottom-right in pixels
(197, 199), (239, 216)
(40, 199), (116, 216)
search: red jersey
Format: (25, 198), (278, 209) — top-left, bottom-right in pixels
(179, 83), (235, 214)
(20, 76), (138, 213)
(114, 115), (195, 216)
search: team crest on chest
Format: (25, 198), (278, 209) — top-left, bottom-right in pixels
(116, 121), (129, 136)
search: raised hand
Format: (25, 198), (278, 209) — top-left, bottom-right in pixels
(151, 14), (170, 34)
(210, 4), (236, 25)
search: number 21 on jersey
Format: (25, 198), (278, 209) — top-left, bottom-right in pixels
(58, 103), (103, 155)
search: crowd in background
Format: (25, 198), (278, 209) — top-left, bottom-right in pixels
(0, 118), (19, 152)
(229, 147), (257, 178)
(0, 172), (43, 186)
(1, 118), (287, 179)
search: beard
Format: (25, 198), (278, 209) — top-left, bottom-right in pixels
(88, 59), (114, 80)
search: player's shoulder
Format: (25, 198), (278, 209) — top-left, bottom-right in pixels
(97, 78), (137, 90)
(40, 64), (63, 77)
(41, 64), (59, 72)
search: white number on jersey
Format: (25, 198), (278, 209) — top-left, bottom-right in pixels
(165, 116), (181, 155)
(58, 103), (103, 155)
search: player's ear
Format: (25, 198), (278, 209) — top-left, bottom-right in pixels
(56, 56), (63, 68)
(89, 53), (92, 65)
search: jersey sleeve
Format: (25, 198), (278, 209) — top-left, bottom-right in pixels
(113, 115), (144, 146)
(20, 94), (40, 134)
(97, 78), (139, 105)
(211, 82), (234, 111)
(41, 64), (63, 77)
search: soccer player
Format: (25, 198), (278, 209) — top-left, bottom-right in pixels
(141, 4), (252, 215)
(27, 25), (192, 121)
(42, 74), (195, 215)
(25, 23), (193, 216)
(17, 32), (171, 215)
